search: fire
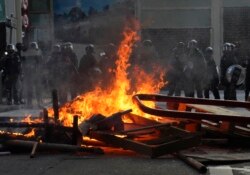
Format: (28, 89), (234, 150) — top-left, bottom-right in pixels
(21, 115), (42, 124)
(0, 129), (35, 138)
(48, 23), (166, 126)
(24, 129), (36, 138)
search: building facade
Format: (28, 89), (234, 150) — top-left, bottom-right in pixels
(136, 0), (250, 63)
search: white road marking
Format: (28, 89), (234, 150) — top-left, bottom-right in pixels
(209, 166), (250, 175)
(209, 166), (233, 175)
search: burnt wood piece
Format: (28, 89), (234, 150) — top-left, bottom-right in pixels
(0, 122), (73, 132)
(117, 123), (172, 135)
(30, 141), (39, 158)
(133, 94), (250, 123)
(79, 109), (133, 136)
(43, 108), (50, 142)
(30, 136), (42, 158)
(95, 109), (132, 131)
(72, 115), (82, 145)
(176, 152), (207, 174)
(4, 140), (104, 154)
(89, 126), (201, 158)
(52, 89), (59, 123)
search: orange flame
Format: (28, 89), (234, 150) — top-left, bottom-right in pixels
(24, 129), (36, 138)
(0, 129), (35, 138)
(21, 115), (43, 124)
(48, 24), (166, 126)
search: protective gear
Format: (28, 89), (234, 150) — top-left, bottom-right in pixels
(143, 40), (152, 47)
(23, 44), (43, 107)
(52, 44), (61, 53)
(85, 44), (95, 54)
(167, 42), (186, 96)
(30, 42), (39, 50)
(187, 39), (198, 49)
(226, 64), (246, 86)
(204, 47), (220, 99)
(6, 44), (16, 53)
(223, 43), (232, 52)
(177, 42), (185, 49)
(2, 50), (21, 104)
(205, 47), (213, 54)
(64, 42), (73, 51)
(15, 43), (24, 51)
(230, 43), (236, 51)
(79, 47), (98, 93)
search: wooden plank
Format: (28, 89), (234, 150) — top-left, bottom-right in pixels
(89, 126), (201, 158)
(187, 104), (242, 116)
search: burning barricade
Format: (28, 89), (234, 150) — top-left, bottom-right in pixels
(0, 23), (250, 174)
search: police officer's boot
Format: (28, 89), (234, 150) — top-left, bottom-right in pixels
(6, 90), (12, 105)
(13, 89), (20, 105)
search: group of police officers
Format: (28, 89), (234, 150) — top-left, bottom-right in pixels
(0, 42), (117, 107)
(0, 39), (249, 107)
(167, 39), (250, 101)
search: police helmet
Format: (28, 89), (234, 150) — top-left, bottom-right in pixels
(64, 42), (73, 51)
(188, 39), (198, 49)
(6, 44), (16, 52)
(143, 40), (152, 47)
(85, 44), (95, 53)
(205, 47), (213, 54)
(16, 42), (23, 51)
(53, 44), (61, 53)
(30, 42), (39, 50)
(223, 43), (231, 52)
(177, 42), (185, 48)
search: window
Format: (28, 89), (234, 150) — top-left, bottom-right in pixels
(29, 0), (50, 13)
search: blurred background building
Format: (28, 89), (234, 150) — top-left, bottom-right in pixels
(1, 0), (250, 63)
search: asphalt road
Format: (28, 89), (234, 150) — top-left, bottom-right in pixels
(0, 154), (201, 175)
(0, 90), (249, 175)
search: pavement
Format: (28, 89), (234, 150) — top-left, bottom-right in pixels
(0, 90), (249, 175)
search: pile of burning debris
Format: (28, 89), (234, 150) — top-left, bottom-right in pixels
(0, 91), (250, 174)
(0, 25), (250, 174)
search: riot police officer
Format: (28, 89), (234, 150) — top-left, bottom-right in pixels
(78, 44), (99, 93)
(203, 47), (220, 99)
(46, 44), (62, 90)
(62, 42), (78, 100)
(2, 44), (21, 105)
(167, 42), (186, 96)
(23, 42), (43, 107)
(99, 43), (117, 89)
(220, 43), (238, 100)
(16, 42), (25, 104)
(139, 40), (159, 73)
(184, 39), (206, 98)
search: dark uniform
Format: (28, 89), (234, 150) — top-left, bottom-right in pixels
(2, 45), (21, 105)
(57, 43), (78, 103)
(46, 44), (62, 90)
(167, 42), (186, 96)
(220, 43), (238, 100)
(78, 44), (98, 93)
(203, 47), (220, 99)
(99, 43), (117, 89)
(184, 40), (206, 98)
(23, 42), (43, 107)
(245, 59), (250, 101)
(139, 40), (159, 73)
(63, 42), (78, 100)
(16, 43), (25, 104)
